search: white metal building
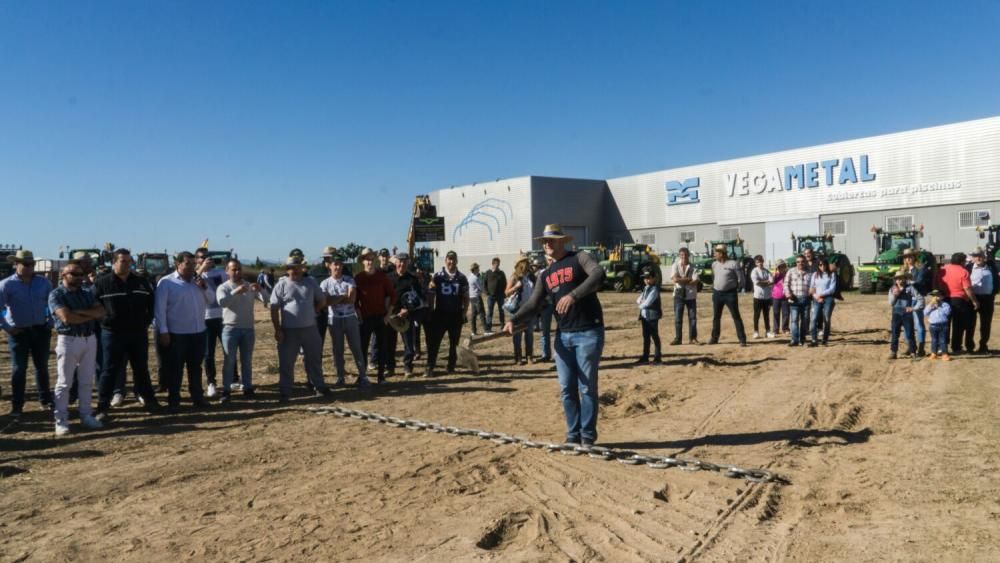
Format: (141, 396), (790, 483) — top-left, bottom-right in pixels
(427, 116), (1000, 270)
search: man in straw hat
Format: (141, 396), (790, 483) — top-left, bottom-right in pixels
(709, 243), (748, 346)
(888, 269), (921, 360)
(0, 250), (55, 419)
(505, 224), (605, 446)
(270, 255), (333, 401)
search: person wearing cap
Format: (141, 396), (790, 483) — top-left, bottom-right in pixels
(924, 289), (952, 360)
(194, 247), (229, 399)
(505, 256), (536, 365)
(936, 252), (978, 355)
(387, 253), (424, 376)
(709, 244), (748, 346)
(270, 256), (333, 401)
(670, 246), (699, 345)
(320, 253), (371, 388)
(889, 270), (922, 360)
(377, 248), (393, 274)
(217, 259), (270, 403)
(155, 251), (215, 411)
(505, 224), (605, 446)
(48, 261), (106, 435)
(0, 250), (55, 418)
(901, 248), (931, 356)
(967, 248), (996, 354)
(483, 257), (507, 332)
(93, 248), (161, 418)
(784, 254), (812, 347)
(635, 266), (662, 364)
(355, 248), (397, 383)
(425, 250), (468, 376)
(467, 262), (488, 336)
(533, 255), (556, 361)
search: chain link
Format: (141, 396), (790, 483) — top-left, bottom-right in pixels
(306, 406), (779, 484)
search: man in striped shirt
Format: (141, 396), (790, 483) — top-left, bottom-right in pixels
(783, 255), (813, 346)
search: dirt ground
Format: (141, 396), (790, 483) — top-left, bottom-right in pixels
(1, 291), (998, 562)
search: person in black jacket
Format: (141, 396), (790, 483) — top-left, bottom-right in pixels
(93, 249), (161, 417)
(482, 257), (507, 332)
(387, 253), (425, 377)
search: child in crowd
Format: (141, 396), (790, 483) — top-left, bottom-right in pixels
(924, 289), (952, 360)
(636, 267), (662, 364)
(750, 255), (774, 338)
(771, 262), (790, 335)
(888, 270), (922, 360)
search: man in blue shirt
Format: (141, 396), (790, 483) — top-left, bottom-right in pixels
(49, 261), (106, 435)
(155, 251), (214, 412)
(0, 250), (54, 418)
(968, 248), (996, 354)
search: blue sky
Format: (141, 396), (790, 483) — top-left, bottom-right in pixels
(2, 1), (998, 262)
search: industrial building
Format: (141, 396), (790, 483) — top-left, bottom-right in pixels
(427, 116), (1000, 269)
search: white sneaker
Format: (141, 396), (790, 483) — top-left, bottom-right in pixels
(484, 331), (495, 336)
(136, 394), (146, 407)
(752, 332), (760, 339)
(110, 392), (124, 407)
(81, 415), (104, 430)
(206, 383), (217, 398)
(55, 423), (71, 436)
(766, 331), (775, 338)
(230, 383), (244, 393)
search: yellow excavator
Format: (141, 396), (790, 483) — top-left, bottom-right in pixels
(408, 195), (441, 271)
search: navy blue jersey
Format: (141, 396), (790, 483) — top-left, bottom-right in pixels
(432, 269), (468, 315)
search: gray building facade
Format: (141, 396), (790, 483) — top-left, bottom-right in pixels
(427, 116), (1000, 271)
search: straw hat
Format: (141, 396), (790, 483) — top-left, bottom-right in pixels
(534, 224), (573, 241)
(6, 250), (35, 264)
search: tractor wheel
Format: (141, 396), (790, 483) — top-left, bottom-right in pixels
(858, 274), (875, 294)
(615, 273), (634, 292)
(841, 262), (855, 291)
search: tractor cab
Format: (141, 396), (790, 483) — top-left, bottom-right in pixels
(874, 230), (920, 264)
(978, 224), (1000, 260)
(600, 242), (661, 292)
(794, 234), (833, 256)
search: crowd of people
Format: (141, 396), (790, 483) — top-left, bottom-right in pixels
(0, 228), (996, 444)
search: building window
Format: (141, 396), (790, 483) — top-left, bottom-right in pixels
(679, 231), (696, 244)
(721, 227), (741, 240)
(885, 215), (914, 232)
(822, 220), (846, 236)
(639, 233), (656, 245)
(958, 209), (991, 229)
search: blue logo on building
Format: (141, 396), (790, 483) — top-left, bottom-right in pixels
(666, 178), (700, 206)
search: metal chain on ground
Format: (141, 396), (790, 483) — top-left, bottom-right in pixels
(305, 406), (779, 484)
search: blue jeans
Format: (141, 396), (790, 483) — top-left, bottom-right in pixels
(890, 311), (915, 354)
(640, 317), (661, 360)
(912, 308), (926, 344)
(809, 299), (835, 343)
(513, 323), (535, 360)
(538, 304), (554, 359)
(929, 323), (948, 354)
(673, 297), (697, 342)
(788, 298), (809, 345)
(221, 326), (255, 393)
(7, 324), (52, 412)
(554, 327), (604, 443)
(99, 329), (156, 410)
(164, 331), (206, 406)
(486, 294), (504, 330)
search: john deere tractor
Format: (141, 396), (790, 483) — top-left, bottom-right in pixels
(978, 224), (1000, 261)
(600, 242), (661, 291)
(786, 233), (855, 290)
(693, 239), (754, 291)
(856, 227), (935, 294)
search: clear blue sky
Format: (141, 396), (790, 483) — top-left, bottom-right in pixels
(2, 1), (998, 262)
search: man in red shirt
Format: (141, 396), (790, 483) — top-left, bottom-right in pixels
(936, 252), (979, 355)
(354, 248), (396, 384)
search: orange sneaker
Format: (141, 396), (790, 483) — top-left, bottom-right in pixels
(941, 354), (951, 361)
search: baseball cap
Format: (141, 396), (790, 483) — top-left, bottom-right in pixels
(445, 250), (458, 260)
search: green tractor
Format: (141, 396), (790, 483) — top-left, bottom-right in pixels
(599, 243), (661, 292)
(414, 247), (436, 273)
(137, 252), (171, 282)
(786, 233), (855, 290)
(977, 224), (1000, 261)
(856, 227), (935, 294)
(693, 239), (754, 291)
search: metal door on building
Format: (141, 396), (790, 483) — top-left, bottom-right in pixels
(564, 226), (589, 246)
(764, 218), (818, 265)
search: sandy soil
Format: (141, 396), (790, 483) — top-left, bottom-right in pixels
(1, 292), (998, 562)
